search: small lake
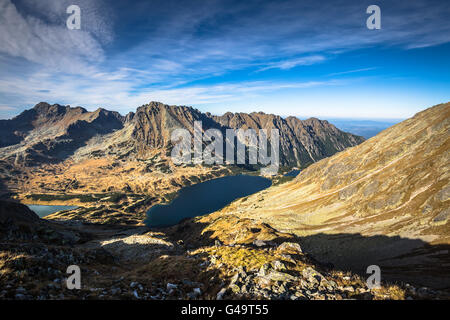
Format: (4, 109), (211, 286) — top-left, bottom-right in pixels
(26, 205), (78, 218)
(284, 169), (300, 177)
(145, 175), (272, 228)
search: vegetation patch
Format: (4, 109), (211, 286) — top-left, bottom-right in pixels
(196, 246), (278, 271)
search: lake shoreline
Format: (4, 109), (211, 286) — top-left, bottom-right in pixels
(145, 175), (272, 228)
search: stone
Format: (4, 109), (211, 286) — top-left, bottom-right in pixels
(258, 263), (271, 277)
(15, 293), (26, 300)
(272, 260), (287, 271)
(302, 267), (324, 284)
(193, 288), (202, 295)
(187, 288), (202, 299)
(261, 270), (297, 282)
(229, 284), (241, 294)
(216, 288), (227, 300)
(230, 273), (240, 285)
(253, 239), (267, 247)
(167, 283), (177, 290)
(277, 242), (302, 254)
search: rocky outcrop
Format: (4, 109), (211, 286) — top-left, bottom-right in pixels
(130, 102), (222, 148)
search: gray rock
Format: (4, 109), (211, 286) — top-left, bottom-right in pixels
(166, 283), (178, 290)
(258, 263), (271, 277)
(277, 242), (302, 254)
(272, 260), (287, 271)
(260, 270), (297, 283)
(216, 288), (227, 300)
(253, 239), (267, 247)
(15, 293), (26, 300)
(343, 286), (355, 293)
(16, 286), (26, 294)
(187, 288), (201, 299)
(193, 288), (202, 295)
(302, 267), (324, 282)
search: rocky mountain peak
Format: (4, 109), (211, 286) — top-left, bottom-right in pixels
(0, 101), (364, 168)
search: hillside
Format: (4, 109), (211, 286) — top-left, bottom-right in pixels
(206, 102), (450, 288)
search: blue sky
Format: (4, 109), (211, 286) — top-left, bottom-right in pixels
(0, 0), (449, 119)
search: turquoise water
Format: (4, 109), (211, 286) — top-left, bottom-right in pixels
(26, 204), (78, 218)
(145, 175), (271, 228)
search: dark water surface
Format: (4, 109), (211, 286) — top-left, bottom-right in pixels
(284, 169), (300, 177)
(145, 175), (271, 228)
(27, 204), (78, 218)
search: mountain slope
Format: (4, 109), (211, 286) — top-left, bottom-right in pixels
(208, 102), (450, 287)
(0, 102), (124, 165)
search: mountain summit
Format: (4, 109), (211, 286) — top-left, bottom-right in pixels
(0, 101), (363, 168)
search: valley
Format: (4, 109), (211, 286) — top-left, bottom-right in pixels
(0, 101), (449, 300)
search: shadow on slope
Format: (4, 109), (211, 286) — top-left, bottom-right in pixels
(162, 216), (450, 290)
(297, 233), (450, 289)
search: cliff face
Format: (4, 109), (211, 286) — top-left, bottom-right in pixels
(0, 101), (363, 168)
(130, 102), (222, 148)
(210, 102), (450, 287)
(213, 111), (364, 167)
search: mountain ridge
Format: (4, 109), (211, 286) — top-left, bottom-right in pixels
(0, 101), (364, 168)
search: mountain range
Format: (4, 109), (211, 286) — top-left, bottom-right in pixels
(0, 101), (363, 200)
(0, 101), (363, 168)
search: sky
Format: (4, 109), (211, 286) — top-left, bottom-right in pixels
(0, 0), (449, 120)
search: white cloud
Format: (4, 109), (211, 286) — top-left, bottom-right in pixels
(327, 67), (378, 77)
(257, 56), (326, 72)
(0, 105), (16, 111)
(0, 0), (109, 75)
(0, 0), (449, 118)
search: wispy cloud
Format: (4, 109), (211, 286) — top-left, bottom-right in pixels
(327, 67), (378, 77)
(0, 0), (449, 118)
(257, 56), (326, 72)
(0, 69), (344, 114)
(0, 105), (16, 111)
(0, 0), (111, 74)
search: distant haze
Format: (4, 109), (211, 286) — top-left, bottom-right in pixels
(326, 118), (403, 139)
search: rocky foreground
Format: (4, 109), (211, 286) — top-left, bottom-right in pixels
(1, 201), (448, 300)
